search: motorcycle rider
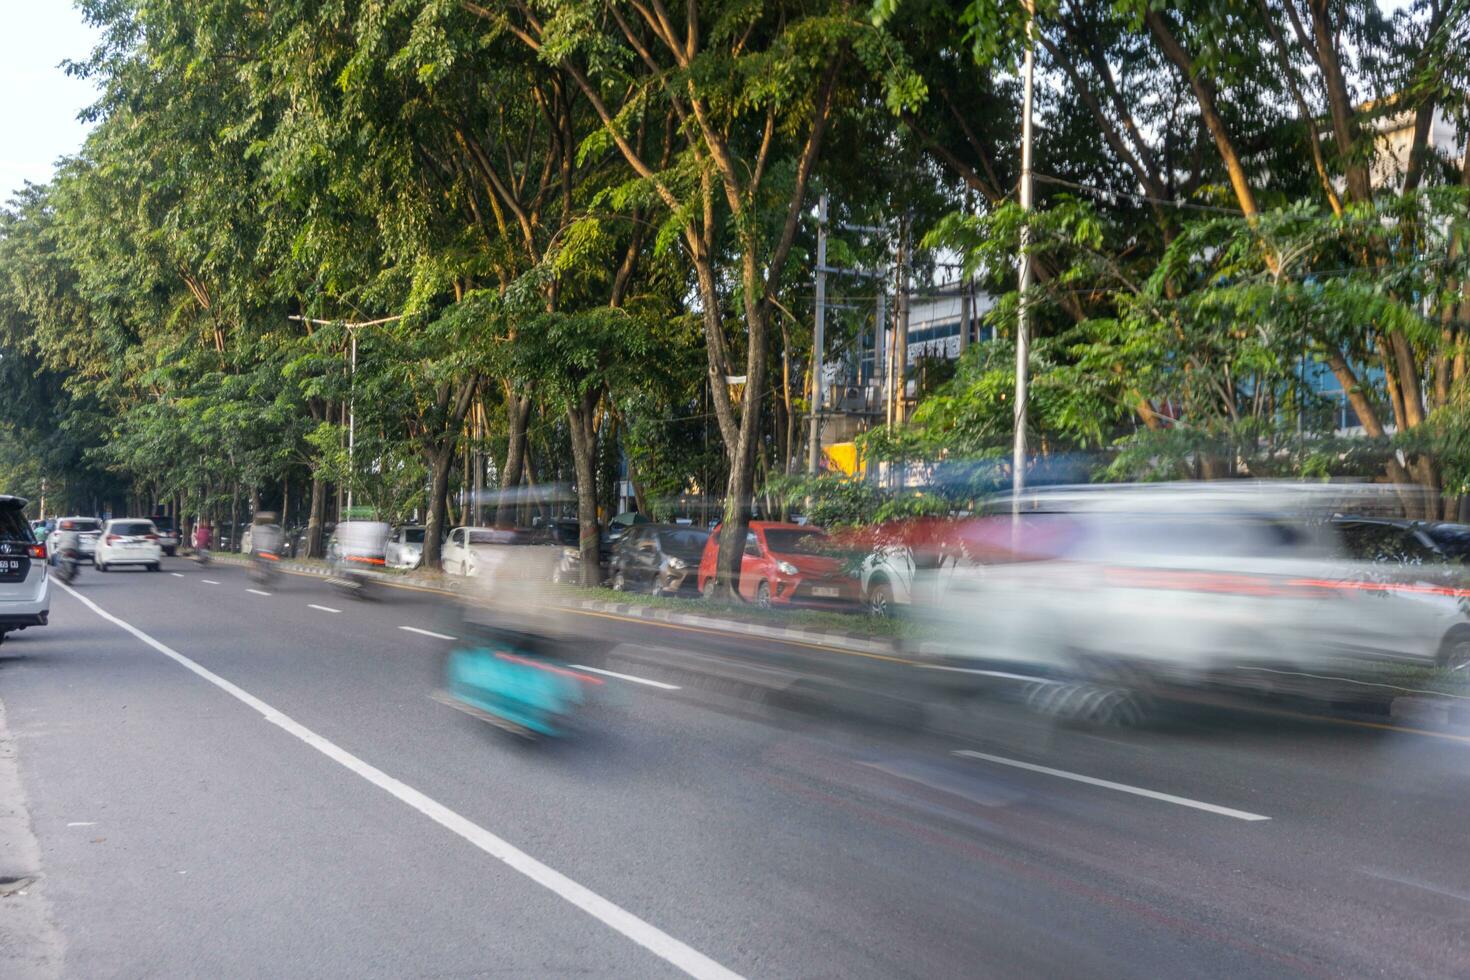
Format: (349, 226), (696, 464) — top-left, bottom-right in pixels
(249, 512), (285, 583)
(53, 518), (81, 582)
(192, 520), (212, 564)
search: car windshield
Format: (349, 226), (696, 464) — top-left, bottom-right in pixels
(467, 529), (509, 545)
(111, 521), (154, 536)
(763, 529), (828, 555)
(658, 530), (709, 555)
(404, 528), (426, 544)
(1424, 526), (1470, 562)
(72, 519), (101, 532)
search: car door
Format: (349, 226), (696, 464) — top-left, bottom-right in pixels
(739, 531), (765, 600)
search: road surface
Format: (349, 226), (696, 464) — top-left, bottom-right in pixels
(1, 560), (1468, 978)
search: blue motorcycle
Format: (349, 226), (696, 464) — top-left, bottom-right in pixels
(438, 624), (600, 738)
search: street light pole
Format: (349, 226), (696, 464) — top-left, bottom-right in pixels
(808, 192), (829, 476)
(1012, 0), (1037, 518)
(346, 330), (357, 513)
(287, 314), (403, 518)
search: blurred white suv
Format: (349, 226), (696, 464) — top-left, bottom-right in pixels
(0, 496), (50, 645)
(95, 518), (164, 572)
(931, 484), (1470, 710)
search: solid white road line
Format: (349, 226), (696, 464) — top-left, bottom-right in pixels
(52, 581), (742, 980)
(399, 626), (456, 641)
(952, 750), (1271, 822)
(570, 665), (681, 691)
(308, 604), (341, 614)
(201, 579), (221, 585)
(246, 588), (272, 597)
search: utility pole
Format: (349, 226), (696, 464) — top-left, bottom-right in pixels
(1013, 0), (1037, 517)
(807, 192), (829, 476)
(346, 329), (357, 513)
(890, 216), (911, 490)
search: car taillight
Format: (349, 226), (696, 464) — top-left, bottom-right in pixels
(1103, 567), (1339, 600)
(28, 544), (46, 559)
(106, 534), (120, 544)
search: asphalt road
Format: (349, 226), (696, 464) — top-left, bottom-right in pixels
(2, 559), (1469, 978)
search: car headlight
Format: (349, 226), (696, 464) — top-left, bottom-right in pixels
(667, 556), (686, 570)
(777, 560), (798, 576)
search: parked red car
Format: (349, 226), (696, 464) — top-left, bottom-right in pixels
(696, 521), (861, 609)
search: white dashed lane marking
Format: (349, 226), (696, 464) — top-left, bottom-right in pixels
(399, 626), (456, 640)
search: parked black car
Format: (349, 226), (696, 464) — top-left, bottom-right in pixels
(608, 524), (711, 596)
(1331, 515), (1470, 566)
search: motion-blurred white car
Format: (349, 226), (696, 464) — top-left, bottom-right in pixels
(95, 518), (163, 572)
(931, 484), (1470, 709)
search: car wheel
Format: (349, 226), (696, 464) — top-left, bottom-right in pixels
(756, 581), (772, 609)
(866, 580), (894, 618)
(149, 563), (160, 572)
(612, 571), (626, 592)
(1440, 632), (1470, 672)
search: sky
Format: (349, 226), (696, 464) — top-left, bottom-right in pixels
(0, 1), (100, 204)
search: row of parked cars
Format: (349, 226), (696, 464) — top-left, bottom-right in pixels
(436, 516), (906, 612)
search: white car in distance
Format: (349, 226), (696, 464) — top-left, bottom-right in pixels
(48, 517), (103, 564)
(385, 525), (428, 569)
(441, 526), (508, 577)
(95, 519), (164, 572)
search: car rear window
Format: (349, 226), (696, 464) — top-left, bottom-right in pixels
(658, 530), (709, 555)
(404, 528), (426, 544)
(71, 519), (101, 532)
(111, 521), (156, 536)
(0, 509), (35, 543)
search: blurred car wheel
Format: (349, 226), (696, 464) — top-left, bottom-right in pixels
(866, 580), (893, 618)
(611, 570), (626, 592)
(756, 581), (772, 609)
(1439, 631), (1470, 672)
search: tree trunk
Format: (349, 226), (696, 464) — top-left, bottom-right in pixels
(306, 476), (326, 559)
(423, 445), (456, 569)
(497, 386), (533, 525)
(567, 391), (602, 587)
(713, 296), (772, 599)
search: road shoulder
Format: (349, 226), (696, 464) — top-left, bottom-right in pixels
(0, 692), (63, 979)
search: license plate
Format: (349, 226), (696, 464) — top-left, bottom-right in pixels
(811, 586), (840, 598)
(0, 558), (25, 581)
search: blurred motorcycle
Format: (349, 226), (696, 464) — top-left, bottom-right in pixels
(327, 520), (390, 601)
(438, 623), (598, 739)
(53, 547), (81, 584)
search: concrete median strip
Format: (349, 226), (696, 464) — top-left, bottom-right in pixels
(953, 750), (1271, 822)
(52, 581), (744, 980)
